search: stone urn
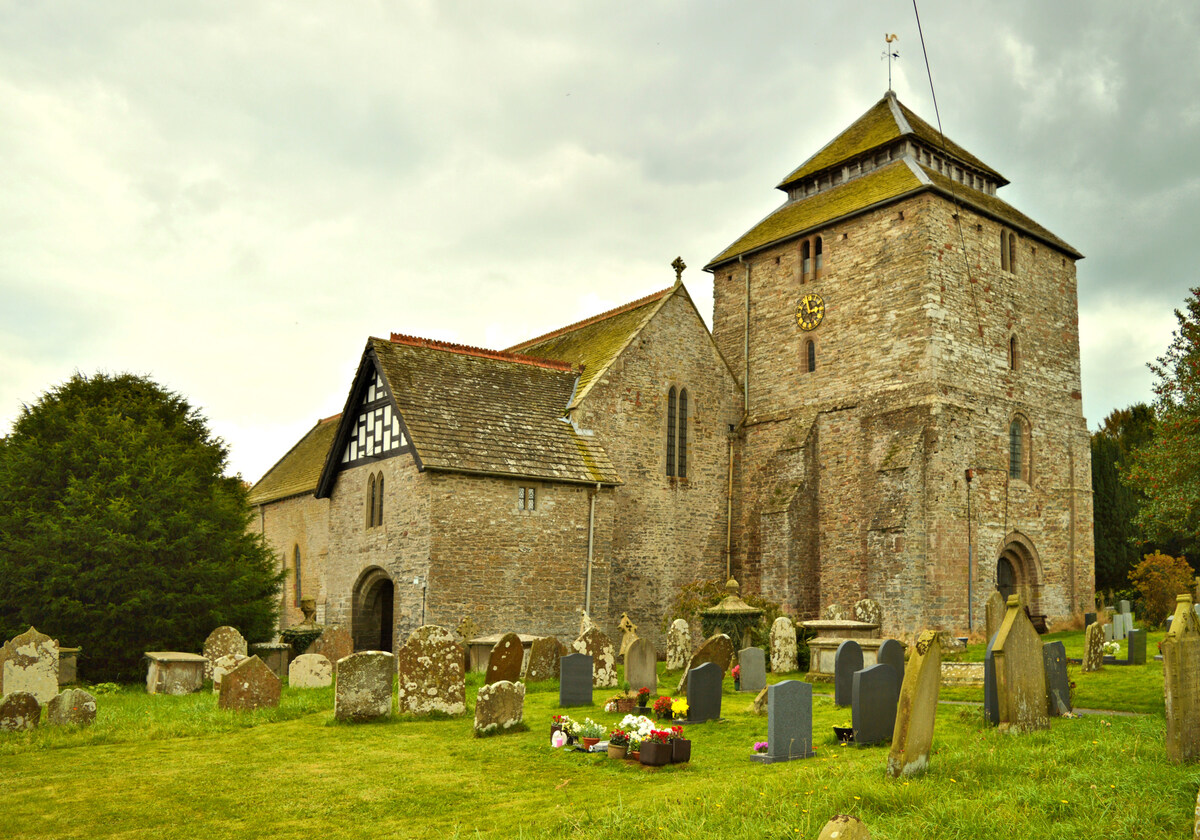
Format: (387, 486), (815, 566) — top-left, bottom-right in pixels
(299, 597), (318, 626)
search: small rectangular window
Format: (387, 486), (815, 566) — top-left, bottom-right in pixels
(527, 487), (536, 510)
(518, 487), (526, 510)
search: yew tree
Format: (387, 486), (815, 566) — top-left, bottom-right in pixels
(0, 372), (282, 681)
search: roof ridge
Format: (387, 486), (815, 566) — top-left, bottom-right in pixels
(319, 412), (342, 424)
(387, 333), (576, 372)
(507, 286), (673, 351)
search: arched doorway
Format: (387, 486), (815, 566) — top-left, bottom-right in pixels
(995, 532), (1043, 617)
(352, 567), (395, 653)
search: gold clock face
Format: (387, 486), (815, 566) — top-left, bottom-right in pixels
(796, 293), (825, 331)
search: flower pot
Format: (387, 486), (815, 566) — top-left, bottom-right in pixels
(635, 705), (650, 716)
(612, 698), (637, 713)
(581, 737), (601, 749)
(833, 726), (854, 744)
(734, 680), (741, 691)
(607, 743), (627, 759)
(656, 710), (673, 721)
(671, 738), (691, 763)
(640, 741), (671, 767)
(629, 750), (641, 762)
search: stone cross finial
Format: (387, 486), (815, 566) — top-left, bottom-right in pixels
(672, 256), (686, 285)
(618, 612), (637, 634)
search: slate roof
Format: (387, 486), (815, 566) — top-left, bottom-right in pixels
(248, 415), (340, 505)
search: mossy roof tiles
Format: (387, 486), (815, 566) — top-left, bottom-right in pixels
(248, 415), (340, 505)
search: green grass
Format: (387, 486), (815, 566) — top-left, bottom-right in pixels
(2, 652), (1198, 839)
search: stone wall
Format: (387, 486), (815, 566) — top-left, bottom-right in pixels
(252, 493), (329, 630)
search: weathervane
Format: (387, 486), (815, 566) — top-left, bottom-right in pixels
(672, 256), (686, 285)
(882, 33), (899, 91)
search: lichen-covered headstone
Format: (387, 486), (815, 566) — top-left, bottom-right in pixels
(47, 688), (97, 727)
(523, 636), (565, 682)
(572, 627), (616, 688)
(0, 691), (40, 731)
(579, 611), (599, 637)
(833, 639), (863, 707)
(817, 815), (870, 840)
(308, 625), (353, 673)
(1163, 594), (1200, 763)
(396, 625), (465, 716)
(0, 626), (59, 704)
(218, 656), (281, 711)
(993, 595), (1049, 734)
(288, 653), (333, 688)
(984, 590), (1006, 649)
(617, 612), (639, 657)
(666, 619), (690, 670)
(1082, 621), (1105, 673)
(853, 598), (882, 626)
(474, 680), (525, 736)
(485, 632), (524, 685)
(887, 630), (941, 777)
(211, 653), (249, 695)
(335, 651), (394, 721)
(769, 616), (797, 673)
(202, 626), (247, 681)
(823, 603), (847, 621)
(675, 633), (735, 694)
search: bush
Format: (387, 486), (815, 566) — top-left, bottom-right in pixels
(1128, 551), (1195, 626)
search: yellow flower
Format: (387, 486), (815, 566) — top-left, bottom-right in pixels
(671, 698), (689, 714)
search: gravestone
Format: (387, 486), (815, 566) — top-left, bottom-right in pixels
(455, 616), (478, 646)
(334, 651), (394, 722)
(769, 616), (797, 673)
(675, 633), (735, 694)
(572, 627), (616, 688)
(617, 613), (639, 657)
(887, 630), (942, 777)
(485, 632), (524, 685)
(1111, 614), (1128, 642)
(144, 652), (206, 695)
(288, 653), (333, 688)
(1082, 622), (1105, 672)
(578, 611), (599, 636)
(211, 653), (250, 695)
(1043, 641), (1072, 717)
(852, 663), (901, 746)
(750, 679), (814, 763)
(474, 680), (525, 736)
(250, 642), (290, 678)
(218, 656), (281, 711)
(1127, 628), (1147, 666)
(823, 604), (847, 621)
(523, 636), (565, 682)
(833, 639), (863, 707)
(983, 632), (999, 724)
(308, 625), (353, 672)
(666, 619), (690, 670)
(853, 598), (882, 627)
(877, 638), (906, 685)
(0, 626), (59, 704)
(817, 815), (870, 840)
(685, 661), (723, 723)
(202, 626), (247, 681)
(47, 688), (97, 726)
(1163, 594), (1200, 762)
(0, 692), (40, 732)
(1104, 623), (1114, 642)
(984, 591), (1006, 647)
(559, 653), (593, 707)
(993, 595), (1049, 734)
(738, 647), (766, 693)
(1119, 599), (1131, 615)
(752, 686), (769, 715)
(1084, 612), (1097, 628)
(396, 625), (465, 716)
(625, 638), (657, 694)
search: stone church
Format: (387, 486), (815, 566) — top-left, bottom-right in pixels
(249, 91), (1094, 650)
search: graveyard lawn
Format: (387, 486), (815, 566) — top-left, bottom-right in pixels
(1, 665), (1197, 839)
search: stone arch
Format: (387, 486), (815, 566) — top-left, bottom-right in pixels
(994, 531), (1043, 617)
(352, 566), (395, 653)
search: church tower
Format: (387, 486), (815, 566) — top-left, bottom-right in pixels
(707, 92), (1094, 634)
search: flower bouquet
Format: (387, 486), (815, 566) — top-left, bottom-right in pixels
(671, 697), (689, 721)
(640, 729), (672, 766)
(653, 695), (674, 719)
(607, 728), (629, 759)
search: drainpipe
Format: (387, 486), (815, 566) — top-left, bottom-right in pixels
(740, 255), (750, 414)
(726, 435), (734, 581)
(585, 482), (599, 613)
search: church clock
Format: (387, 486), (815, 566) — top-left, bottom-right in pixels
(796, 293), (825, 331)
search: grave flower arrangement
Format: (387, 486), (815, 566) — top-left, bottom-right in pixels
(733, 664), (741, 689)
(640, 728), (674, 766)
(670, 697), (688, 719)
(653, 695), (674, 718)
(608, 729), (630, 747)
(1104, 641), (1120, 657)
(636, 687), (651, 708)
(753, 741), (769, 754)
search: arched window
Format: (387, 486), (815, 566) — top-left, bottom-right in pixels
(666, 386), (677, 477)
(813, 236), (824, 277)
(806, 339), (816, 373)
(293, 545), (302, 605)
(1009, 416), (1031, 482)
(1008, 233), (1017, 273)
(375, 473), (384, 527)
(800, 241), (811, 279)
(366, 474), (376, 527)
(1009, 335), (1019, 371)
(677, 389), (688, 479)
(1000, 231), (1009, 271)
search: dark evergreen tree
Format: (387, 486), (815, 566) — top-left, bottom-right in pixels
(0, 372), (283, 681)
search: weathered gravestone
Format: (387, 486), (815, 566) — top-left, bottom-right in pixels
(0, 627), (59, 704)
(752, 686), (769, 715)
(572, 627), (617, 688)
(685, 661), (723, 723)
(666, 619), (691, 670)
(834, 639), (863, 708)
(852, 663), (901, 746)
(335, 651), (394, 721)
(993, 595), (1049, 734)
(211, 653), (250, 694)
(579, 611), (599, 636)
(1082, 621), (1105, 672)
(1119, 599), (1131, 615)
(983, 633), (1000, 724)
(770, 616), (797, 673)
(202, 626), (247, 681)
(486, 632), (524, 685)
(559, 653), (593, 707)
(750, 679), (814, 763)
(853, 598), (882, 627)
(738, 647), (766, 693)
(617, 613), (639, 657)
(474, 680), (525, 736)
(877, 638), (906, 685)
(1163, 594), (1200, 763)
(218, 656), (281, 711)
(984, 591), (1006, 648)
(887, 629), (941, 777)
(523, 636), (565, 682)
(0, 691), (40, 731)
(1128, 628), (1147, 666)
(1104, 623), (1114, 643)
(1111, 613), (1128, 642)
(47, 688), (97, 726)
(288, 653), (332, 688)
(676, 633), (735, 694)
(823, 603), (847, 621)
(817, 815), (870, 840)
(144, 652), (206, 695)
(625, 638), (657, 694)
(308, 625), (353, 672)
(1043, 641), (1071, 717)
(396, 625), (465, 716)
(250, 642), (290, 678)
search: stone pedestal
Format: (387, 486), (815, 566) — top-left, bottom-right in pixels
(144, 652), (206, 695)
(251, 642), (291, 678)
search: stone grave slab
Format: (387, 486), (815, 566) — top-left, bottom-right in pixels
(335, 651), (394, 721)
(572, 627), (616, 688)
(523, 637), (565, 682)
(1082, 622), (1105, 672)
(144, 652), (206, 695)
(202, 626), (247, 680)
(877, 638), (906, 685)
(47, 688), (97, 726)
(993, 595), (1049, 734)
(853, 598), (882, 626)
(983, 632), (999, 724)
(559, 653), (593, 707)
(0, 626), (59, 704)
(0, 692), (40, 731)
(288, 653), (333, 688)
(1128, 628), (1147, 665)
(1163, 595), (1200, 762)
(984, 591), (1006, 647)
(738, 647), (766, 693)
(887, 630), (941, 777)
(211, 653), (250, 694)
(852, 663), (901, 746)
(666, 619), (690, 670)
(769, 616), (797, 673)
(625, 637), (657, 694)
(834, 639), (863, 707)
(485, 632), (524, 685)
(685, 661), (723, 723)
(218, 656), (281, 711)
(1043, 640), (1072, 717)
(675, 633), (735, 694)
(474, 680), (525, 736)
(750, 679), (814, 763)
(308, 625), (353, 672)
(396, 625), (465, 716)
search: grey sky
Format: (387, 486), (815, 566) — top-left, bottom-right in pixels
(2, 2), (1197, 481)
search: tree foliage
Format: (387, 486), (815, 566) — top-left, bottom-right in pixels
(0, 372), (283, 681)
(1091, 403), (1155, 589)
(1128, 551), (1194, 627)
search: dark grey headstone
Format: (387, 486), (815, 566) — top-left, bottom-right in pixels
(877, 639), (905, 685)
(750, 679), (814, 763)
(851, 663), (901, 746)
(686, 661), (723, 723)
(833, 639), (863, 707)
(1119, 599), (1131, 615)
(1043, 641), (1071, 717)
(1127, 629), (1147, 665)
(1084, 612), (1097, 628)
(983, 632), (999, 725)
(738, 647), (766, 693)
(559, 653), (593, 707)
